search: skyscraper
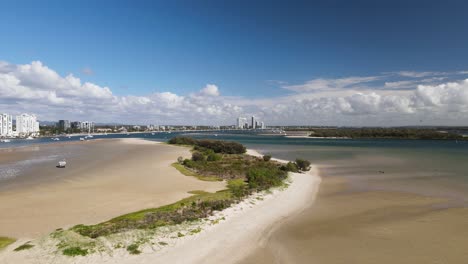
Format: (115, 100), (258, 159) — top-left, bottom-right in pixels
(0, 113), (13, 137)
(251, 116), (256, 129)
(58, 120), (71, 131)
(16, 113), (40, 136)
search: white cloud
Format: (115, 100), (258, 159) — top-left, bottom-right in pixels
(395, 71), (443, 78)
(1, 60), (468, 126)
(283, 76), (380, 92)
(199, 84), (220, 96)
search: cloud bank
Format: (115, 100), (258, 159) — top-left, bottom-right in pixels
(1, 60), (468, 126)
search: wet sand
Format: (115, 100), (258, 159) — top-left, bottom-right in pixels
(240, 168), (468, 264)
(0, 138), (225, 239)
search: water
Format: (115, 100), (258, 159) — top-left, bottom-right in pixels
(1, 131), (468, 204)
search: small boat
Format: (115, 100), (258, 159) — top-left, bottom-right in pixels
(80, 137), (85, 141)
(57, 160), (67, 168)
(25, 136), (34, 140)
(87, 134), (93, 138)
(151, 133), (155, 136)
(52, 137), (60, 141)
(0, 139), (11, 143)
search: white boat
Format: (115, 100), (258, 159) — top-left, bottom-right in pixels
(151, 133), (155, 135)
(79, 137), (85, 141)
(0, 139), (11, 143)
(87, 134), (93, 138)
(52, 137), (60, 141)
(57, 160), (66, 168)
(25, 136), (34, 140)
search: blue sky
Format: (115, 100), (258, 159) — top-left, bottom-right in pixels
(1, 1), (468, 125)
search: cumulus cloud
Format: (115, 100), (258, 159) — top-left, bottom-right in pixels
(199, 84), (220, 96)
(1, 60), (468, 126)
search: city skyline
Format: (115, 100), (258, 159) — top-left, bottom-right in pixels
(1, 1), (468, 126)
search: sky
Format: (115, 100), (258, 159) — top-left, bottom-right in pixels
(1, 0), (468, 126)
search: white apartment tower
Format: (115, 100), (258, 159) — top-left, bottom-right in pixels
(16, 113), (40, 136)
(237, 117), (247, 129)
(0, 113), (13, 137)
(251, 116), (256, 129)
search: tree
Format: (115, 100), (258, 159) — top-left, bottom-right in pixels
(191, 152), (205, 162)
(263, 155), (271, 161)
(177, 156), (184, 164)
(295, 159), (311, 171)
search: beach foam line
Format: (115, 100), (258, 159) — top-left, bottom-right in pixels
(117, 150), (321, 264)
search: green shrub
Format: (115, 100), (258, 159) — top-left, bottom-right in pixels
(62, 247), (88, 257)
(207, 152), (222, 161)
(168, 137), (197, 145)
(14, 243), (34, 251)
(126, 244), (141, 255)
(191, 152), (205, 162)
(263, 155), (272, 161)
(227, 179), (248, 198)
(281, 162), (299, 172)
(246, 166), (287, 190)
(295, 159), (311, 171)
(169, 137), (246, 154)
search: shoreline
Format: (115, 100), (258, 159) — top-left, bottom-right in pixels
(119, 148), (321, 264)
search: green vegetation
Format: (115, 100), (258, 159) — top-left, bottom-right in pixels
(227, 179), (248, 198)
(14, 242), (34, 251)
(310, 128), (466, 140)
(172, 162), (221, 182)
(62, 246), (89, 257)
(71, 190), (234, 238)
(295, 159), (311, 171)
(126, 243), (141, 255)
(169, 136), (246, 154)
(0, 237), (15, 250)
(263, 155), (272, 161)
(246, 167), (287, 190)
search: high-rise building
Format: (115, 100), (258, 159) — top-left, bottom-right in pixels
(251, 116), (256, 129)
(237, 117), (247, 129)
(16, 113), (40, 136)
(58, 120), (71, 131)
(261, 121), (265, 129)
(0, 113), (13, 137)
(80, 121), (95, 132)
(71, 121), (82, 130)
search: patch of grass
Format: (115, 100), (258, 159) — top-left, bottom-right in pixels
(62, 246), (88, 257)
(0, 237), (16, 250)
(177, 232), (184, 237)
(190, 227), (202, 234)
(126, 244), (141, 255)
(172, 162), (222, 182)
(158, 241), (168, 246)
(14, 242), (34, 251)
(72, 189), (233, 238)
